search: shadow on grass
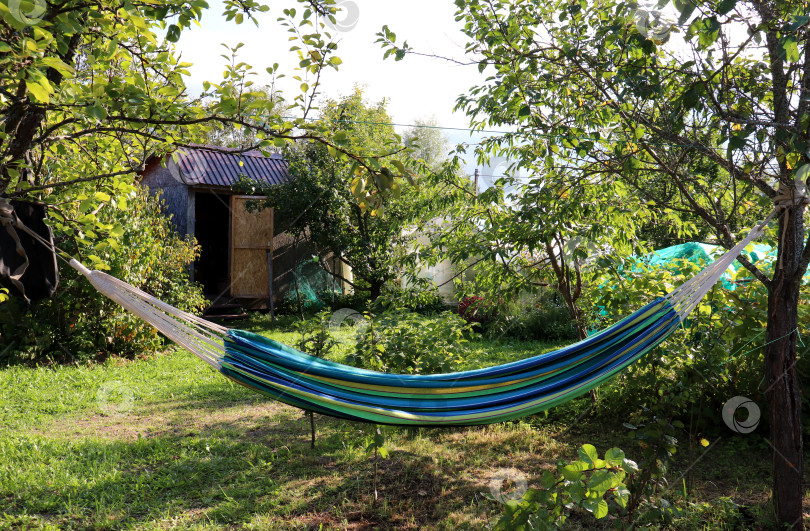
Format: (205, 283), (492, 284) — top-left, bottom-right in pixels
(1, 399), (500, 530)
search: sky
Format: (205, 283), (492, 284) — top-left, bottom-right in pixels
(175, 0), (494, 174)
(172, 1), (710, 183)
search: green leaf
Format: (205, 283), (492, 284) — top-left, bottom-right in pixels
(621, 458), (639, 473)
(697, 17), (721, 48)
(333, 131), (349, 145)
(568, 481), (586, 502)
(540, 470), (556, 489)
(166, 24), (181, 43)
(782, 37), (800, 63)
(682, 86), (700, 109)
(604, 447), (625, 466)
(593, 499), (608, 519)
(716, 0), (737, 14)
(674, 0), (696, 24)
(350, 177), (365, 197)
(391, 159), (407, 175)
(795, 164), (810, 184)
(562, 461), (586, 481)
(40, 57), (76, 77)
(86, 103), (108, 122)
(728, 134), (747, 150)
(613, 485), (630, 508)
(25, 79), (52, 103)
(587, 471), (616, 495)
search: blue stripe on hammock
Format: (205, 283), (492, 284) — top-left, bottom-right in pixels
(224, 298), (675, 388)
(219, 304), (681, 420)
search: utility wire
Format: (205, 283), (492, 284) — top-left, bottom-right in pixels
(283, 115), (771, 154)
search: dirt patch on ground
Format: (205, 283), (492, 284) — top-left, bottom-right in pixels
(33, 400), (310, 443)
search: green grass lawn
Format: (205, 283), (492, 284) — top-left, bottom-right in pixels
(0, 315), (798, 530)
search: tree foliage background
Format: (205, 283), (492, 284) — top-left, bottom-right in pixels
(256, 87), (418, 300)
(0, 0), (414, 360)
(380, 0), (810, 524)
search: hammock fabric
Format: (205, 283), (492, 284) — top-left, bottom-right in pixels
(0, 199), (59, 303)
(1, 202), (775, 427)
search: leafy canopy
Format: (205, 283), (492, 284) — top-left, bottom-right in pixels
(0, 0), (411, 274)
(256, 87), (417, 299)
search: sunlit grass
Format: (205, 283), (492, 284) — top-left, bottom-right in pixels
(0, 314), (786, 529)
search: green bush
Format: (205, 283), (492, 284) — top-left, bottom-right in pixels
(294, 310), (337, 358)
(489, 290), (579, 342)
(0, 186), (206, 363)
(586, 255), (810, 433)
(328, 291), (371, 313)
(492, 444), (638, 530)
(347, 309), (476, 374)
(373, 283), (446, 315)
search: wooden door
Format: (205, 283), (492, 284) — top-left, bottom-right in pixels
(229, 195), (273, 298)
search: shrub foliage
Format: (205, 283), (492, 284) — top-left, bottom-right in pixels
(1, 186), (206, 362)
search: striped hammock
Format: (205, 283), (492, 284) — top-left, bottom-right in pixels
(57, 217), (769, 427)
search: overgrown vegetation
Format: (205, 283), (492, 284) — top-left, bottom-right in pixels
(492, 444), (637, 529)
(294, 309), (338, 359)
(485, 290), (581, 343)
(348, 309), (476, 375)
(0, 186), (205, 363)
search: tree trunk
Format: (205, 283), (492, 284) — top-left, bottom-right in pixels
(567, 302), (587, 341)
(369, 280), (382, 301)
(766, 206), (804, 529)
(1, 31), (81, 193)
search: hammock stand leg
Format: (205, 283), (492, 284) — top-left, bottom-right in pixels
(309, 410), (316, 449)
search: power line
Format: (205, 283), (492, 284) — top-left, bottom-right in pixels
(284, 115), (769, 154)
(285, 115), (510, 134)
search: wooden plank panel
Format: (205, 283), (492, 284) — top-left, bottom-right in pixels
(230, 196), (273, 298)
(231, 248), (269, 297)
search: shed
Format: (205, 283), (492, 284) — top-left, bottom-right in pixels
(139, 145), (340, 308)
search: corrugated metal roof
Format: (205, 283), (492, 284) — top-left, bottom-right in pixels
(174, 145), (289, 188)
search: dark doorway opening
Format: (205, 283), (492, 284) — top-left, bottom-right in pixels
(194, 192), (230, 297)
